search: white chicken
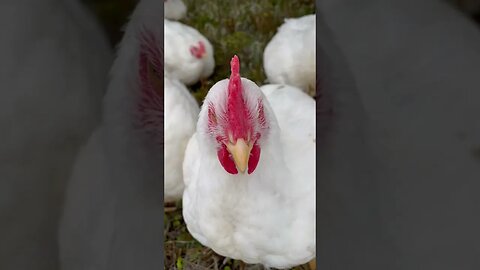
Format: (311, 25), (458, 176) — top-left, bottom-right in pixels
(164, 75), (199, 203)
(182, 56), (315, 269)
(164, 0), (187, 20)
(263, 14), (316, 97)
(164, 19), (215, 85)
(59, 0), (163, 269)
(0, 0), (112, 269)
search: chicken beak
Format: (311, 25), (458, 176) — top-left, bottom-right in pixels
(227, 138), (252, 174)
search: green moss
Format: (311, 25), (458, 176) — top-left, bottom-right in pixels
(176, 256), (184, 270)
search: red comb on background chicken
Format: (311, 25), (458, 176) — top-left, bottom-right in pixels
(190, 41), (206, 59)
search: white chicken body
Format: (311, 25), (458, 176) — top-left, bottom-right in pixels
(183, 78), (315, 268)
(263, 14), (316, 96)
(164, 0), (187, 20)
(164, 19), (215, 85)
(164, 76), (199, 202)
(0, 0), (111, 269)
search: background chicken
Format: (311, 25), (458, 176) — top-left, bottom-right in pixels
(164, 19), (215, 86)
(164, 76), (199, 205)
(263, 14), (316, 97)
(164, 0), (187, 20)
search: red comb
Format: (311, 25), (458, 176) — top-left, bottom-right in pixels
(226, 55), (249, 140)
(228, 55), (241, 93)
(230, 55), (240, 76)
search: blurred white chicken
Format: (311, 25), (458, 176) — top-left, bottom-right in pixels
(164, 76), (199, 204)
(59, 1), (163, 269)
(0, 0), (112, 269)
(182, 56), (315, 269)
(164, 0), (187, 20)
(164, 19), (215, 85)
(263, 14), (316, 97)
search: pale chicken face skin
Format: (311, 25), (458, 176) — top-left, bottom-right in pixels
(201, 56), (269, 175)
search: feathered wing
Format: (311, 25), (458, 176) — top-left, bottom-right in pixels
(261, 84), (316, 254)
(261, 84), (315, 191)
(182, 133), (200, 188)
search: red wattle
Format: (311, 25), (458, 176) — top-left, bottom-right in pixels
(217, 145), (238, 174)
(248, 144), (261, 174)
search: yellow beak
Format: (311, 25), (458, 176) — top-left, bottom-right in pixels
(226, 138), (252, 174)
